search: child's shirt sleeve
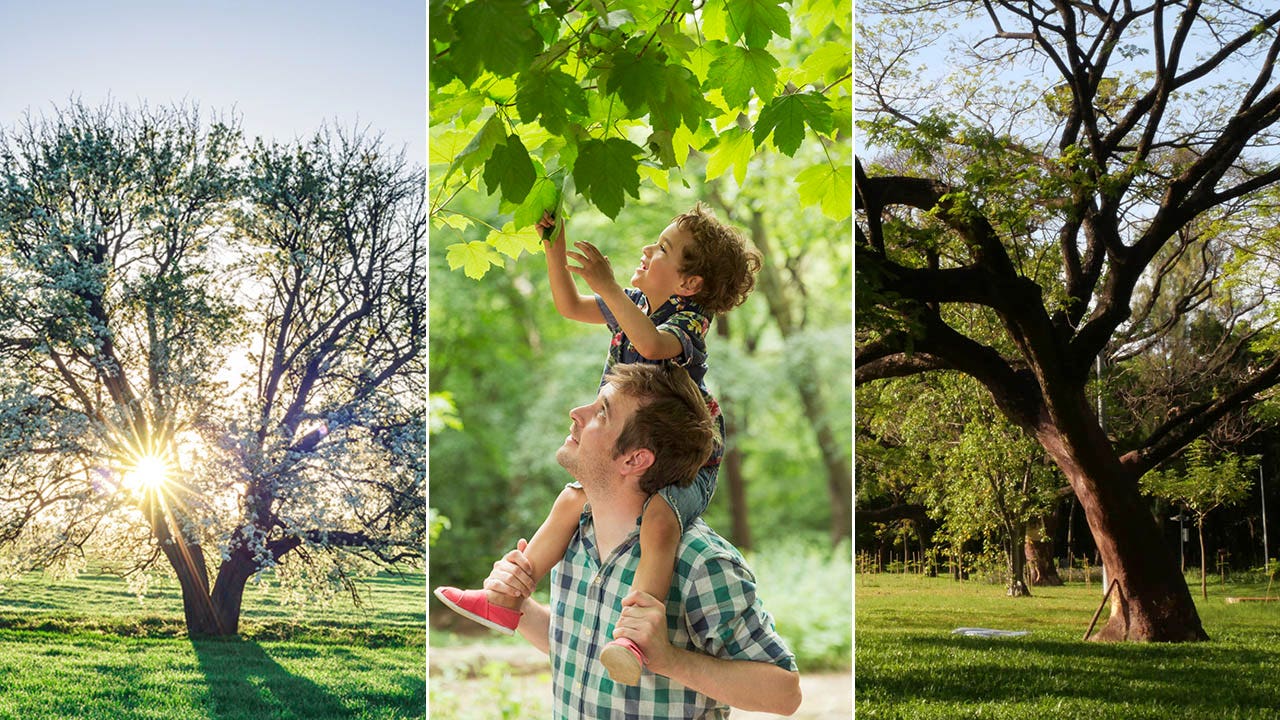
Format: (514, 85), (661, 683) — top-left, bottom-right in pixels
(655, 305), (711, 368)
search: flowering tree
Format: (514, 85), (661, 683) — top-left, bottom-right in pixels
(0, 103), (424, 636)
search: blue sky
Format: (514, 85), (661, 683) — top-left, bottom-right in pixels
(0, 0), (424, 161)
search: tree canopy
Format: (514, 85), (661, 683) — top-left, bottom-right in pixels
(429, 0), (852, 278)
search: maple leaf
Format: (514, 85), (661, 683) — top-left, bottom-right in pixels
(572, 139), (642, 220)
(752, 93), (834, 156)
(708, 45), (779, 108)
(446, 241), (503, 279)
(483, 134), (536, 204)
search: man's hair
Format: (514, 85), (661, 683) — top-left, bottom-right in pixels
(606, 363), (720, 495)
(674, 202), (762, 315)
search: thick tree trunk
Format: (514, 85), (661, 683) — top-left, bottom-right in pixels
(1034, 396), (1207, 642)
(1025, 515), (1063, 586)
(208, 550), (259, 636)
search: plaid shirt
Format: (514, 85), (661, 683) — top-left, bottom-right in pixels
(547, 510), (797, 719)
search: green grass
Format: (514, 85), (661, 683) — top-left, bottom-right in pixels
(856, 573), (1280, 719)
(0, 570), (425, 719)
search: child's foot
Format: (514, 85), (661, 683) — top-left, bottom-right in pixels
(600, 637), (647, 686)
(432, 586), (522, 635)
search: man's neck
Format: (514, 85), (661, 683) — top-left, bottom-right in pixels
(585, 485), (647, 559)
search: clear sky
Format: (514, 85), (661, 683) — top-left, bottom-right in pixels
(0, 0), (424, 162)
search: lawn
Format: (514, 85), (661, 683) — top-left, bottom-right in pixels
(855, 572), (1280, 719)
(0, 569), (425, 720)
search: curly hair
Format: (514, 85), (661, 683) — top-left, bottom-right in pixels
(673, 203), (762, 315)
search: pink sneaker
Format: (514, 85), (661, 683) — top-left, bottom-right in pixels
(600, 637), (647, 686)
(432, 586), (522, 635)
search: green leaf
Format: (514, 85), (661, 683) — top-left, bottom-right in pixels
(700, 2), (728, 42)
(573, 138), (642, 219)
(449, 0), (543, 82)
(459, 114), (506, 174)
(604, 48), (668, 116)
(434, 213), (474, 231)
(429, 128), (472, 166)
(446, 241), (504, 279)
(516, 68), (587, 133)
(705, 128), (754, 186)
(511, 174), (560, 229)
(483, 134), (537, 204)
(792, 42), (852, 88)
(487, 221), (543, 259)
(651, 65), (711, 133)
(752, 93), (833, 155)
(707, 45), (779, 108)
(725, 0), (790, 49)
(796, 162), (852, 221)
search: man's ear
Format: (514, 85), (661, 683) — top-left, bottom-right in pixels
(676, 274), (703, 297)
(619, 447), (655, 481)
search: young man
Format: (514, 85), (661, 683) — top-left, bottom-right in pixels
(482, 363), (802, 718)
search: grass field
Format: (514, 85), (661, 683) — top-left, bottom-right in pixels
(0, 569), (425, 720)
(855, 572), (1280, 719)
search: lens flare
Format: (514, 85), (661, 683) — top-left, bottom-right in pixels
(121, 453), (173, 494)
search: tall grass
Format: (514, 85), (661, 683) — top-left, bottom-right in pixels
(856, 573), (1280, 719)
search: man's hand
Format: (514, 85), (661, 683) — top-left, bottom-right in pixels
(565, 241), (620, 295)
(482, 538), (537, 604)
(611, 590), (676, 674)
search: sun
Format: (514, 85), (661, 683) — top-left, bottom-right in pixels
(121, 453), (173, 494)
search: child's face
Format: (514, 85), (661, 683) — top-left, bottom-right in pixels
(631, 222), (700, 301)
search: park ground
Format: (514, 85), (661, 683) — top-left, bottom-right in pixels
(428, 623), (851, 719)
(856, 571), (1280, 719)
(0, 569), (425, 719)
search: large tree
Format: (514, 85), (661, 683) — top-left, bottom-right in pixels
(857, 2), (1280, 641)
(0, 103), (424, 636)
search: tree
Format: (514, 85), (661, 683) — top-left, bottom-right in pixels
(1141, 441), (1255, 600)
(857, 3), (1280, 641)
(0, 103), (424, 636)
(429, 0), (851, 276)
(860, 374), (1059, 595)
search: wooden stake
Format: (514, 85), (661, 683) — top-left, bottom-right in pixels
(1084, 578), (1120, 641)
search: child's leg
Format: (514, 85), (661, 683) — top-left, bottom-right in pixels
(632, 498), (681, 601)
(486, 484), (585, 610)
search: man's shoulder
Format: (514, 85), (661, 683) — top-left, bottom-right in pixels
(677, 520), (754, 580)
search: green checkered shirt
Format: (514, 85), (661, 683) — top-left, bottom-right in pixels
(547, 510), (797, 719)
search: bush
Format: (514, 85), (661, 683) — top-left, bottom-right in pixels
(746, 538), (852, 671)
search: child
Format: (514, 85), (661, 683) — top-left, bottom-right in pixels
(434, 203), (761, 686)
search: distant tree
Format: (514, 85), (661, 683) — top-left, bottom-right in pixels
(1141, 441), (1255, 600)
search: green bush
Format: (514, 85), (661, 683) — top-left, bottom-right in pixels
(747, 538), (852, 671)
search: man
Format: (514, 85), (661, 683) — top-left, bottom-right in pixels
(483, 363), (802, 718)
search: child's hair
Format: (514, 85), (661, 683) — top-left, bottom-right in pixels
(673, 203), (762, 315)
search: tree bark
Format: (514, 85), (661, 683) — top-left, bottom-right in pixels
(1025, 515), (1064, 586)
(1034, 395), (1207, 641)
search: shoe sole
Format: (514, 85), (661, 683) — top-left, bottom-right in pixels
(432, 587), (517, 636)
(600, 643), (643, 686)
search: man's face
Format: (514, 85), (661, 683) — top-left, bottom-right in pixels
(556, 382), (639, 491)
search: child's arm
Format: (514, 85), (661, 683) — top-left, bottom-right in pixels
(566, 241), (684, 360)
(538, 212), (606, 324)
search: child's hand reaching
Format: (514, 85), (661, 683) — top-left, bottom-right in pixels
(537, 211), (565, 251)
(566, 241), (619, 295)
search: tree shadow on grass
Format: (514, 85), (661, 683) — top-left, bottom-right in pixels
(191, 638), (354, 720)
(859, 634), (1280, 716)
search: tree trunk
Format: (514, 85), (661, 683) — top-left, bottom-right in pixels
(208, 549), (260, 636)
(1033, 396), (1207, 641)
(1025, 515), (1064, 586)
(716, 320), (752, 550)
(1198, 519), (1208, 601)
(743, 210), (852, 543)
(1007, 526), (1031, 597)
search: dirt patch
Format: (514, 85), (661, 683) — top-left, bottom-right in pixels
(428, 640), (851, 719)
